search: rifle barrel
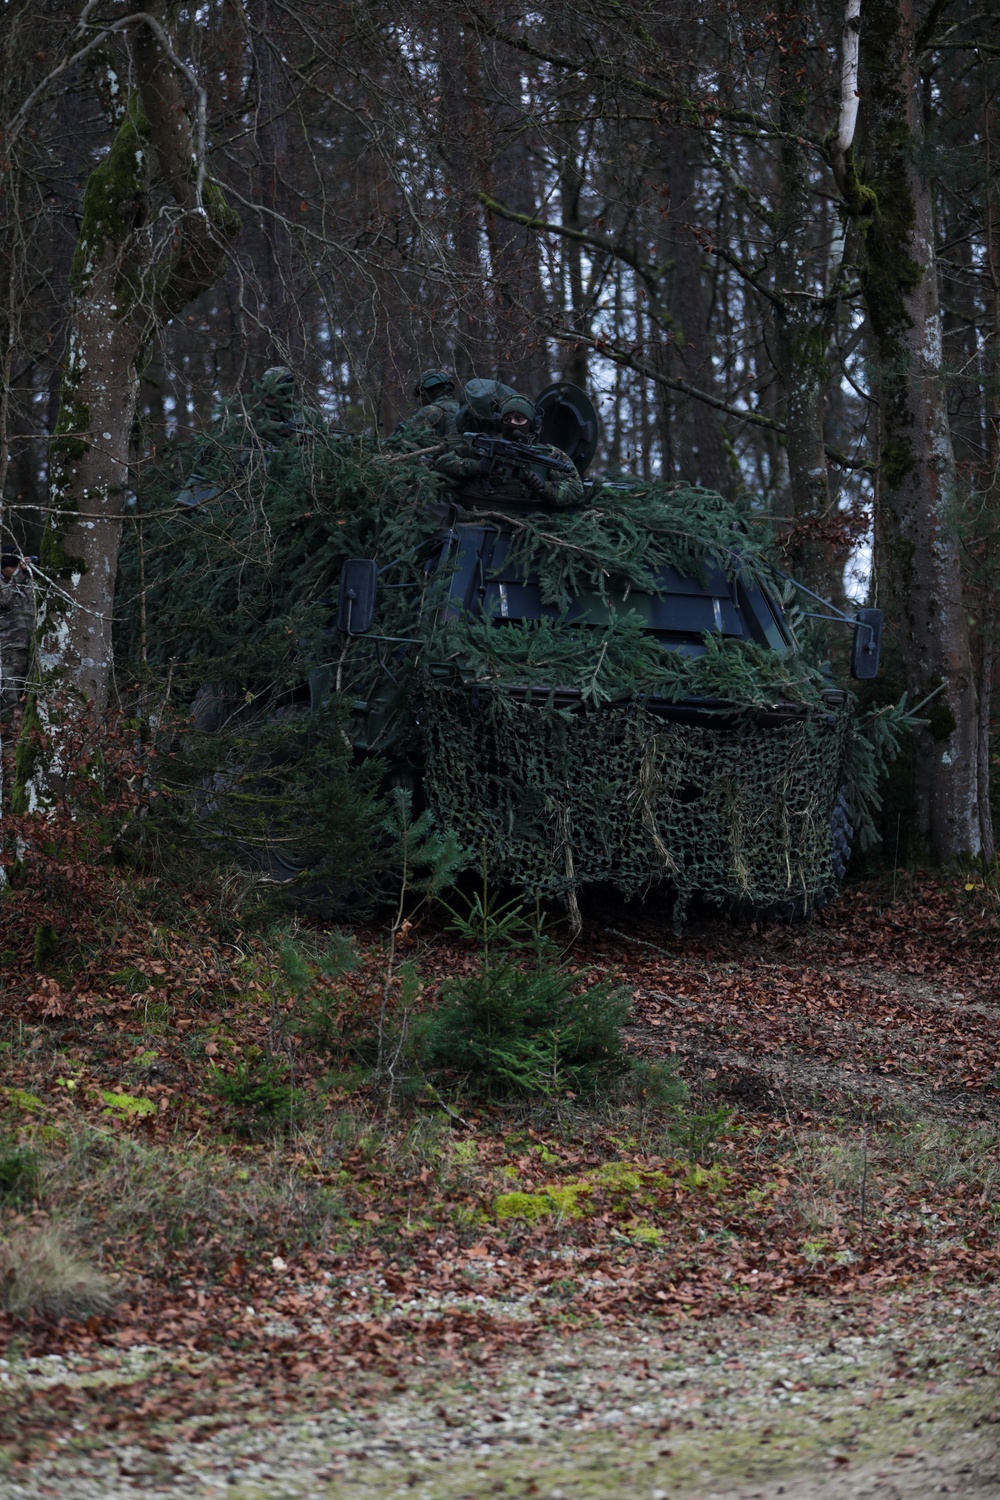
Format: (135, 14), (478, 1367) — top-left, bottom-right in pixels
(467, 433), (574, 475)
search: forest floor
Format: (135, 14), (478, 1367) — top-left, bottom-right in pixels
(2, 870), (1000, 1497)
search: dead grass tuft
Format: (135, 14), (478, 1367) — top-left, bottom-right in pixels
(788, 1119), (1000, 1240)
(35, 1127), (347, 1266)
(0, 1225), (116, 1320)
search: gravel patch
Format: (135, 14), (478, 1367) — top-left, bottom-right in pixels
(2, 1287), (998, 1498)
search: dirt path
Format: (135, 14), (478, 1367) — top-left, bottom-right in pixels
(590, 904), (1000, 1126)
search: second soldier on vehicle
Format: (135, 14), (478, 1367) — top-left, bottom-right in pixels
(396, 369), (462, 440)
(434, 394), (583, 507)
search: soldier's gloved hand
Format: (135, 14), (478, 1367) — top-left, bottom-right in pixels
(523, 470), (546, 495)
(476, 456), (492, 475)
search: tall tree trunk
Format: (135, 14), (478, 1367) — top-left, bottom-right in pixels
(32, 3), (239, 720)
(559, 139), (590, 391)
(251, 0), (298, 363)
(978, 95), (1000, 867)
(481, 44), (549, 392)
(854, 0), (980, 860)
(439, 24), (490, 379)
(39, 93), (151, 707)
(661, 129), (732, 497)
(771, 0), (840, 593)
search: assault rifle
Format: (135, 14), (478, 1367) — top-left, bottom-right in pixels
(466, 432), (576, 477)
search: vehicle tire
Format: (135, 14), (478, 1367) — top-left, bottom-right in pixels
(190, 695), (312, 880)
(191, 692), (399, 911)
(830, 785), (853, 886)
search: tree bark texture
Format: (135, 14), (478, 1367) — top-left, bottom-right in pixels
(37, 4), (239, 713)
(855, 0), (980, 860)
(40, 93), (151, 707)
(251, 0), (299, 362)
(481, 42), (549, 391)
(772, 0), (836, 585)
(660, 130), (732, 498)
(558, 139), (590, 392)
(439, 23), (491, 380)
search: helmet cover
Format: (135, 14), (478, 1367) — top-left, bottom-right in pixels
(261, 366), (295, 391)
(414, 368), (454, 398)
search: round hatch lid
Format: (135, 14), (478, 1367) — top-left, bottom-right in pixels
(535, 382), (600, 474)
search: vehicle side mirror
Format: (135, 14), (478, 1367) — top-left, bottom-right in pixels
(337, 558), (378, 635)
(851, 607), (884, 680)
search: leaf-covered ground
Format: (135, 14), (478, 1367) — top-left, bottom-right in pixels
(2, 872), (1000, 1496)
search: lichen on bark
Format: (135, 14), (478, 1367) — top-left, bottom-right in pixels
(19, 18), (239, 761)
(69, 91), (151, 303)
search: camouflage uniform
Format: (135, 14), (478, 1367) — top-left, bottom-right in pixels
(434, 440), (582, 506)
(395, 396), (464, 441)
(395, 369), (462, 441)
(0, 567), (34, 715)
(434, 393), (584, 508)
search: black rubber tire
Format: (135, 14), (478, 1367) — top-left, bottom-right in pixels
(192, 691), (400, 911)
(830, 786), (854, 886)
(191, 697), (313, 880)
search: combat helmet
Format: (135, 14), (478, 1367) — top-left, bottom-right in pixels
(261, 366), (295, 393)
(413, 368), (455, 399)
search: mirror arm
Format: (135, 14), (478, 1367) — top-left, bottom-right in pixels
(359, 633), (425, 645)
(768, 566), (857, 625)
(799, 609), (852, 628)
(798, 609), (872, 637)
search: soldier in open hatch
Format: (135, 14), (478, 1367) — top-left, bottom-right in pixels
(0, 551), (34, 718)
(396, 369), (462, 440)
(257, 366), (309, 437)
(434, 393), (584, 507)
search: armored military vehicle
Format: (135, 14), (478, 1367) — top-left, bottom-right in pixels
(126, 372), (885, 922)
(325, 380), (883, 921)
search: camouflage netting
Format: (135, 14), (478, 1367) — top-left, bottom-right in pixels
(117, 374), (907, 917)
(419, 688), (852, 916)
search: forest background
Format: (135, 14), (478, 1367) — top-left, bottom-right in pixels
(4, 12), (1000, 1491)
(0, 0), (999, 865)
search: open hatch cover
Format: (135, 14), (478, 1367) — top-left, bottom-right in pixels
(536, 382), (600, 474)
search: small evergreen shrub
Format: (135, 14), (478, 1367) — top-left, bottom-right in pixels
(210, 1056), (304, 1138)
(424, 895), (630, 1100)
(626, 1058), (689, 1111)
(666, 1102), (734, 1164)
(286, 929), (362, 1055)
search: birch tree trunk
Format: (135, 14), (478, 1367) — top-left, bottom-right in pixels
(853, 0), (980, 860)
(33, 3), (239, 721)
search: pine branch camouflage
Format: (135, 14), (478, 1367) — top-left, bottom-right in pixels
(118, 381), (910, 917)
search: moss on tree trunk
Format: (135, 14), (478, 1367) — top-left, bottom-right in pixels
(29, 15), (240, 723)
